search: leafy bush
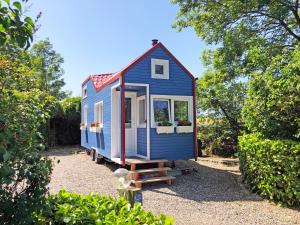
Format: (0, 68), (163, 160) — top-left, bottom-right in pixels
(157, 121), (173, 126)
(198, 117), (237, 157)
(0, 48), (55, 224)
(242, 47), (300, 141)
(50, 97), (81, 145)
(35, 190), (174, 225)
(239, 133), (300, 206)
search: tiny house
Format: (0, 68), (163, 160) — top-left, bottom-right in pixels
(81, 40), (197, 166)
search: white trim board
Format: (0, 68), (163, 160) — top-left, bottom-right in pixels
(125, 83), (150, 160)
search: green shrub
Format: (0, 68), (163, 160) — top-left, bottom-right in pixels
(239, 133), (300, 206)
(35, 190), (175, 224)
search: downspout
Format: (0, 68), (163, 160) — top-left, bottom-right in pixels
(121, 75), (126, 166)
(193, 77), (198, 161)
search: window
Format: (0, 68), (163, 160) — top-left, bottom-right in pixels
(138, 97), (146, 127)
(174, 101), (188, 122)
(151, 95), (193, 128)
(151, 58), (169, 79)
(84, 105), (88, 124)
(94, 102), (103, 124)
(155, 65), (164, 74)
(153, 99), (170, 123)
(125, 98), (132, 128)
(82, 85), (87, 98)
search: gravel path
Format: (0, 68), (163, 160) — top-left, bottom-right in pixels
(48, 146), (300, 225)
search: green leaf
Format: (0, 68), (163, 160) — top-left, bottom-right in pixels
(13, 1), (22, 11)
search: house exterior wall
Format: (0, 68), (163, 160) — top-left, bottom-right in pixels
(137, 128), (147, 156)
(81, 79), (120, 158)
(124, 46), (194, 160)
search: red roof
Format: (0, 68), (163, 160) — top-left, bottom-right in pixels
(82, 42), (195, 92)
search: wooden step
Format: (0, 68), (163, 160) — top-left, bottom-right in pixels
(130, 167), (171, 174)
(129, 159), (168, 165)
(132, 176), (175, 188)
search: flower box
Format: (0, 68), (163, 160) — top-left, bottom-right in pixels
(176, 126), (193, 134)
(89, 122), (103, 132)
(80, 122), (87, 130)
(156, 126), (174, 134)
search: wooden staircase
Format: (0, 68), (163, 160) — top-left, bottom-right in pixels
(129, 159), (175, 188)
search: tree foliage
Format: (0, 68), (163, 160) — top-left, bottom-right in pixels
(50, 97), (81, 146)
(0, 2), (56, 223)
(173, 0), (300, 153)
(0, 47), (55, 224)
(242, 47), (300, 140)
(30, 39), (68, 100)
(0, 0), (39, 48)
(198, 68), (247, 141)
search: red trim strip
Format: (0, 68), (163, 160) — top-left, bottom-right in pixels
(121, 75), (126, 166)
(193, 78), (198, 161)
(81, 42), (195, 92)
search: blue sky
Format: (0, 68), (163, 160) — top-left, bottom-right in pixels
(28, 0), (209, 96)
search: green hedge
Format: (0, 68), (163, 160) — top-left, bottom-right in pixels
(239, 133), (300, 206)
(35, 190), (174, 224)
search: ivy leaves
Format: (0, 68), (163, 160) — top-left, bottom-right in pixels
(0, 0), (36, 49)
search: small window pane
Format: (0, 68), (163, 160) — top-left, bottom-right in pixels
(139, 99), (146, 124)
(174, 101), (188, 122)
(84, 106), (88, 123)
(155, 65), (164, 74)
(154, 100), (169, 122)
(125, 98), (131, 128)
(95, 103), (103, 123)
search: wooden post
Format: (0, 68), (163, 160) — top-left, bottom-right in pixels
(121, 76), (126, 167)
(193, 78), (198, 161)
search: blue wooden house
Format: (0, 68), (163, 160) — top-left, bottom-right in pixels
(81, 40), (197, 172)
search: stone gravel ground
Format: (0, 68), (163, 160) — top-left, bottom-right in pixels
(47, 146), (300, 225)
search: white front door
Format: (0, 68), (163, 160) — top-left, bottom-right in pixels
(125, 92), (137, 156)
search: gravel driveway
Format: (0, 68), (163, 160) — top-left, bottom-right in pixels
(48, 146), (300, 225)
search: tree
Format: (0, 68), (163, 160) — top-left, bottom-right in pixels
(0, 0), (39, 48)
(0, 2), (55, 223)
(30, 39), (68, 100)
(0, 46), (55, 224)
(173, 0), (300, 141)
(242, 47), (300, 140)
(173, 0), (300, 48)
(198, 70), (247, 143)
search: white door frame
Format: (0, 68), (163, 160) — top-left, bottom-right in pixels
(124, 92), (137, 156)
(111, 82), (150, 160)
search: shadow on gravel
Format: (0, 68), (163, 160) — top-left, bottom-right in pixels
(46, 145), (84, 157)
(144, 160), (262, 203)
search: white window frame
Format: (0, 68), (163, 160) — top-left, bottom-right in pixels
(151, 58), (169, 79)
(151, 97), (171, 127)
(94, 101), (103, 124)
(137, 96), (147, 128)
(82, 85), (87, 99)
(84, 105), (88, 124)
(151, 95), (193, 128)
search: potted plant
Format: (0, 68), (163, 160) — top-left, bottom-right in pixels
(176, 120), (193, 133)
(80, 122), (86, 130)
(156, 121), (174, 134)
(89, 122), (103, 132)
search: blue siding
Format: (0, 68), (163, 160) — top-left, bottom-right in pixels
(81, 79), (119, 158)
(137, 128), (147, 156)
(124, 46), (194, 161)
(150, 129), (194, 160)
(125, 47), (193, 96)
